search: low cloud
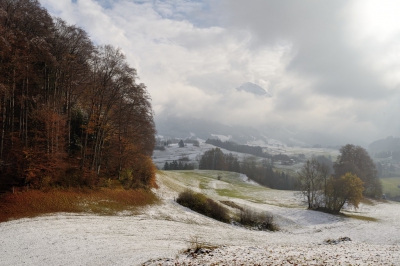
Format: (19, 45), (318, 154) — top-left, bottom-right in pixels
(39, 0), (400, 144)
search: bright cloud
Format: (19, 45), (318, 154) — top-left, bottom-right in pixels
(39, 0), (400, 145)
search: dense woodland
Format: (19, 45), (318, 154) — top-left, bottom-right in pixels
(0, 0), (156, 191)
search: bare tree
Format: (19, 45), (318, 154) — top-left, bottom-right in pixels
(298, 158), (325, 209)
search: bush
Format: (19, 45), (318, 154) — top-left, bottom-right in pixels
(177, 189), (208, 214)
(207, 198), (230, 222)
(120, 156), (157, 189)
(186, 235), (218, 253)
(238, 207), (278, 231)
(176, 189), (229, 223)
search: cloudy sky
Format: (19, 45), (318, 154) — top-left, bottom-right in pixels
(39, 0), (400, 145)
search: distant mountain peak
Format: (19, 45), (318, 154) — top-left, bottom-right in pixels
(236, 82), (271, 97)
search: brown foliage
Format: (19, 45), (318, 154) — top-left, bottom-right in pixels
(120, 155), (157, 189)
(0, 188), (158, 223)
(0, 0), (156, 191)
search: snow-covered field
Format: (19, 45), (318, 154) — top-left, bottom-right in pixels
(1, 170), (400, 265)
(152, 141), (254, 170)
(152, 139), (339, 175)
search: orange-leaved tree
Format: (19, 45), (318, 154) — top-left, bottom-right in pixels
(325, 173), (364, 214)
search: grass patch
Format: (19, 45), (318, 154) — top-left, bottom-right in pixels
(360, 197), (375, 205)
(216, 188), (243, 198)
(0, 188), (158, 223)
(220, 200), (244, 211)
(381, 177), (400, 198)
(344, 213), (378, 222)
(157, 171), (187, 192)
(169, 171), (210, 189)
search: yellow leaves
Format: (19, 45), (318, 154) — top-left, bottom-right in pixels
(340, 172), (364, 208)
(326, 172), (364, 212)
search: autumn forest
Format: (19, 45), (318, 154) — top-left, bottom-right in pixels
(0, 0), (156, 192)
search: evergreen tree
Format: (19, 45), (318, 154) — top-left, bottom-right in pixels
(163, 162), (170, 170)
(178, 140), (184, 148)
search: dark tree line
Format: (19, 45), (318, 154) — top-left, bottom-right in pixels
(205, 139), (270, 158)
(0, 0), (155, 191)
(198, 148), (241, 173)
(163, 161), (195, 170)
(240, 157), (298, 190)
(199, 148), (298, 190)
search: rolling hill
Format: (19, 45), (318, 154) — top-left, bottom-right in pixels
(1, 170), (400, 265)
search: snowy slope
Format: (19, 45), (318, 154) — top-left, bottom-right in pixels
(0, 171), (399, 265)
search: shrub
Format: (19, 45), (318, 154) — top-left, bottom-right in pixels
(176, 189), (229, 223)
(207, 198), (230, 223)
(177, 189), (208, 214)
(238, 207), (278, 231)
(186, 235), (218, 253)
(120, 156), (157, 189)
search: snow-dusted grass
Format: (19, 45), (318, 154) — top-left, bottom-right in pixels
(381, 177), (400, 197)
(1, 170), (400, 265)
(0, 189), (158, 223)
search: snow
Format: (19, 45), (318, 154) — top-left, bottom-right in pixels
(210, 134), (231, 142)
(152, 140), (257, 169)
(246, 139), (268, 147)
(145, 244), (400, 265)
(1, 172), (400, 265)
(239, 173), (260, 186)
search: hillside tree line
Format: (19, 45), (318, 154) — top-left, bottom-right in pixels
(205, 139), (270, 158)
(199, 148), (298, 190)
(163, 161), (195, 170)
